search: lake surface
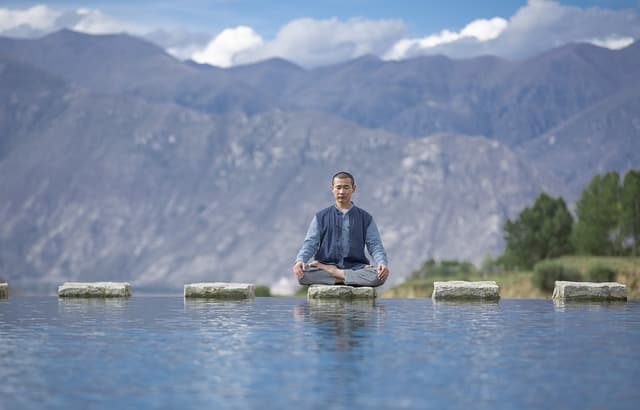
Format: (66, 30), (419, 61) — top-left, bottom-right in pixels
(1, 296), (639, 409)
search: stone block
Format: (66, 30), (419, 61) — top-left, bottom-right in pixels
(184, 282), (254, 299)
(0, 282), (7, 298)
(307, 284), (376, 299)
(432, 281), (500, 300)
(552, 281), (627, 301)
(58, 282), (131, 298)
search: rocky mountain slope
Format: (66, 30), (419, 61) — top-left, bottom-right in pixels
(0, 30), (637, 293)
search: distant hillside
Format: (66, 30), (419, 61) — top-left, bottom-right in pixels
(520, 83), (640, 198)
(0, 30), (638, 293)
(3, 31), (638, 154)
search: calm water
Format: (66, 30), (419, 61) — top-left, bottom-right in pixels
(1, 296), (639, 410)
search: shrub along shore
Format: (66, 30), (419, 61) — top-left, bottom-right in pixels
(382, 256), (640, 299)
(384, 169), (640, 299)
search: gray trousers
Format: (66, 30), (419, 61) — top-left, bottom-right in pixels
(298, 266), (385, 287)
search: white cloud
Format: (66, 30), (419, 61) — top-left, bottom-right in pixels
(384, 0), (640, 61)
(461, 17), (509, 41)
(1, 1), (638, 67)
(69, 8), (131, 34)
(0, 5), (136, 37)
(144, 28), (211, 60)
(192, 26), (263, 67)
(0, 4), (60, 32)
(385, 17), (506, 60)
(495, 0), (640, 57)
(202, 17), (406, 68)
(0, 5), (210, 61)
(587, 36), (635, 50)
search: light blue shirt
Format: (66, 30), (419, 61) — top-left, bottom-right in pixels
(295, 204), (388, 268)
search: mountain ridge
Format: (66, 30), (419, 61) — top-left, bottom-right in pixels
(0, 30), (637, 293)
(2, 31), (636, 142)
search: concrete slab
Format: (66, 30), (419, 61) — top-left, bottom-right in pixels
(552, 281), (627, 301)
(307, 284), (376, 299)
(58, 282), (131, 298)
(184, 282), (254, 299)
(432, 281), (500, 301)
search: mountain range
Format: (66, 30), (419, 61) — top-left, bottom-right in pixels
(0, 29), (638, 293)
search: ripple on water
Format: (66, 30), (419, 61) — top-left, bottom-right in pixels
(0, 297), (639, 409)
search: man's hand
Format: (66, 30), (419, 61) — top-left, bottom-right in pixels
(293, 261), (305, 278)
(377, 264), (389, 281)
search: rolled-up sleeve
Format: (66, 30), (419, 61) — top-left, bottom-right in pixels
(295, 216), (320, 263)
(366, 218), (388, 266)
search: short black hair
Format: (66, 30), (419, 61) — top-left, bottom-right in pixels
(332, 171), (355, 186)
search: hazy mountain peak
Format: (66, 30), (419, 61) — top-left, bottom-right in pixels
(0, 31), (638, 292)
(316, 53), (384, 72)
(233, 57), (304, 71)
(351, 53), (383, 63)
(228, 57), (306, 74)
(621, 39), (639, 53)
(183, 59), (225, 72)
(40, 28), (170, 57)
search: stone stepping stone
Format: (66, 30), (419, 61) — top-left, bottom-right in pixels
(184, 282), (254, 299)
(0, 282), (7, 298)
(432, 281), (500, 301)
(307, 284), (376, 299)
(58, 282), (131, 298)
(552, 281), (627, 301)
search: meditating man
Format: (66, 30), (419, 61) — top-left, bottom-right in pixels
(292, 171), (389, 287)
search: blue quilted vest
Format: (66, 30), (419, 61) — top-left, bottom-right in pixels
(315, 205), (372, 269)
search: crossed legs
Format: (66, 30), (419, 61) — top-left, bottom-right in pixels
(297, 261), (385, 287)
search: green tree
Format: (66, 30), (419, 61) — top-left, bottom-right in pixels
(502, 193), (574, 269)
(621, 169), (640, 256)
(572, 172), (623, 255)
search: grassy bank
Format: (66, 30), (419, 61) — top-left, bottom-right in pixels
(547, 256), (640, 299)
(381, 256), (640, 299)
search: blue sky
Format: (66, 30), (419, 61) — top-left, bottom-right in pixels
(1, 1), (639, 67)
(5, 0), (639, 35)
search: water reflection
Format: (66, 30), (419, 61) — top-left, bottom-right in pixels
(182, 298), (255, 329)
(1, 297), (639, 409)
(57, 297), (130, 313)
(182, 297), (258, 407)
(432, 299), (500, 307)
(183, 297), (253, 311)
(431, 299), (500, 321)
(294, 299), (384, 351)
(553, 299), (629, 312)
(182, 298), (255, 350)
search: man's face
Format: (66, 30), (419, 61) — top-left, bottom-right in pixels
(332, 177), (355, 205)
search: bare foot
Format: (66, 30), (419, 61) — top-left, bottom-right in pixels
(309, 261), (345, 282)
